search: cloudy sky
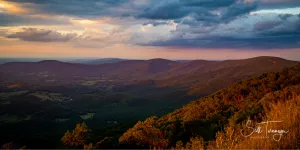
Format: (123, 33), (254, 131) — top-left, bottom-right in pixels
(0, 0), (300, 60)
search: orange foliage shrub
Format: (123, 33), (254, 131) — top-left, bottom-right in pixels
(119, 116), (168, 149)
(210, 94), (300, 149)
(61, 122), (89, 148)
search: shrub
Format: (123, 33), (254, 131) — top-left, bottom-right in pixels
(61, 122), (89, 148)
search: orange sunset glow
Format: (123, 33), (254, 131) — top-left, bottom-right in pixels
(0, 0), (299, 60)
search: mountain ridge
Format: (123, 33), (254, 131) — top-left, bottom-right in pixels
(119, 63), (300, 149)
(0, 56), (298, 93)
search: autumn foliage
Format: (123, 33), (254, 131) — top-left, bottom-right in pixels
(61, 122), (89, 148)
(119, 116), (168, 149)
(210, 92), (300, 149)
(119, 64), (300, 149)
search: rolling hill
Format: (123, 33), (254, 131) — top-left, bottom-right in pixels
(0, 56), (297, 89)
(68, 58), (127, 65)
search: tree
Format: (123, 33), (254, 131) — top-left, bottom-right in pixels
(61, 122), (89, 148)
(119, 116), (168, 149)
(186, 137), (205, 150)
(173, 141), (184, 150)
(96, 137), (114, 149)
(84, 143), (93, 150)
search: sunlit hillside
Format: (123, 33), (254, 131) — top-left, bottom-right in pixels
(119, 64), (300, 149)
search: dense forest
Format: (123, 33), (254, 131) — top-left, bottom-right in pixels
(118, 64), (300, 149)
(2, 62), (300, 149)
(88, 63), (299, 149)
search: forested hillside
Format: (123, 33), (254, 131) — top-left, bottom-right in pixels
(119, 64), (300, 149)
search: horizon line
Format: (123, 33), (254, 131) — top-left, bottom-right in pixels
(0, 56), (298, 62)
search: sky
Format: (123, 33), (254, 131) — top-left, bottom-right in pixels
(0, 0), (300, 60)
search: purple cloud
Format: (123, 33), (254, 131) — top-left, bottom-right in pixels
(7, 28), (77, 42)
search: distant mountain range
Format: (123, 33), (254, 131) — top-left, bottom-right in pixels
(0, 58), (128, 65)
(0, 58), (191, 65)
(0, 56), (298, 96)
(67, 58), (128, 65)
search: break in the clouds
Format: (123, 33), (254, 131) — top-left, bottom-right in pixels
(0, 0), (300, 50)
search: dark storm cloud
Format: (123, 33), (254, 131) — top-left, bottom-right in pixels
(278, 14), (293, 20)
(258, 0), (300, 9)
(7, 28), (77, 42)
(253, 20), (281, 31)
(221, 2), (258, 23)
(6, 0), (257, 23)
(8, 0), (125, 5)
(138, 0), (257, 23)
(142, 14), (300, 49)
(0, 13), (71, 26)
(5, 0), (130, 17)
(133, 0), (300, 50)
(3, 0), (300, 49)
(137, 0), (189, 20)
(260, 20), (300, 37)
(181, 0), (236, 7)
(146, 35), (300, 49)
(143, 21), (170, 26)
(5, 0), (298, 18)
(138, 0), (258, 30)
